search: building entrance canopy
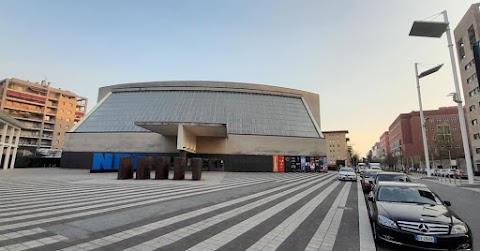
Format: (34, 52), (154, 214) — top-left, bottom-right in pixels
(134, 121), (227, 153)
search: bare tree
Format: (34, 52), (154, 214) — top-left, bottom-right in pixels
(347, 146), (360, 166)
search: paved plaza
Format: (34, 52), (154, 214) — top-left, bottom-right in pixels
(0, 169), (374, 251)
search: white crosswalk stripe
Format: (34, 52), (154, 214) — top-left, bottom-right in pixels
(306, 181), (352, 251)
(0, 170), (374, 251)
(122, 175), (336, 251)
(59, 174), (330, 250)
(246, 181), (343, 251)
(185, 176), (339, 251)
(0, 173), (315, 231)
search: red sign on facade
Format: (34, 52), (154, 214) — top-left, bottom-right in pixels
(278, 156), (285, 172)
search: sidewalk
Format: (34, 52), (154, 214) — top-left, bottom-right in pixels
(410, 172), (480, 193)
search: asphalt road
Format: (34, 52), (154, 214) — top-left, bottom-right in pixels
(374, 179), (480, 251)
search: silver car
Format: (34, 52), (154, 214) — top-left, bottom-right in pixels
(338, 167), (357, 181)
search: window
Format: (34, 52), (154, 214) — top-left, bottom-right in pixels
(55, 140), (59, 144)
(452, 117), (456, 121)
(469, 87), (479, 97)
(468, 25), (476, 47)
(472, 119), (478, 126)
(437, 119), (441, 123)
(476, 148), (480, 154)
(456, 145), (461, 148)
(465, 59), (475, 71)
(458, 38), (465, 60)
(470, 105), (476, 112)
(57, 132), (60, 136)
(444, 118), (449, 122)
(453, 127), (458, 131)
(467, 74), (477, 84)
(430, 119), (435, 123)
(431, 128), (435, 131)
(474, 133), (480, 140)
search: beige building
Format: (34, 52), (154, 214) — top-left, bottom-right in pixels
(454, 3), (480, 171)
(0, 78), (87, 155)
(323, 130), (349, 166)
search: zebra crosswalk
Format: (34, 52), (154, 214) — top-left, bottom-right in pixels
(0, 169), (374, 251)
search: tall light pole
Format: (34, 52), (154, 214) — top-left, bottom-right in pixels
(410, 10), (475, 184)
(415, 63), (443, 177)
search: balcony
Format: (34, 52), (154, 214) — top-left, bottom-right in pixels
(6, 96), (45, 107)
(20, 135), (40, 139)
(24, 127), (41, 131)
(4, 105), (44, 115)
(19, 143), (39, 147)
(14, 116), (45, 123)
(6, 89), (47, 104)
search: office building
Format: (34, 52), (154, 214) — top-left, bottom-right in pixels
(454, 3), (480, 171)
(323, 130), (349, 166)
(387, 107), (464, 168)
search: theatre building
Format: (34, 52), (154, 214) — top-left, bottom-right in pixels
(61, 81), (326, 172)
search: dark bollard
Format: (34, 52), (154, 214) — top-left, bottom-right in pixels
(136, 157), (153, 180)
(117, 156), (134, 179)
(191, 158), (202, 181)
(173, 157), (185, 180)
(154, 157), (170, 180)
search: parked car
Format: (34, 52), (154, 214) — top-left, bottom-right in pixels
(453, 170), (468, 179)
(357, 163), (367, 173)
(338, 167), (357, 181)
(373, 172), (411, 189)
(368, 182), (472, 250)
(360, 169), (381, 193)
(370, 163), (382, 170)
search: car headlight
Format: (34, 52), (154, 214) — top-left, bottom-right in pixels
(451, 223), (468, 234)
(377, 215), (398, 229)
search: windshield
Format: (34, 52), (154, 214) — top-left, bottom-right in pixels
(377, 186), (443, 205)
(377, 174), (410, 182)
(340, 167), (354, 172)
(363, 171), (379, 177)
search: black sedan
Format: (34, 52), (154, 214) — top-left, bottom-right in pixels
(368, 182), (472, 250)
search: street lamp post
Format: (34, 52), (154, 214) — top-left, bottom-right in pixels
(410, 10), (475, 184)
(415, 63), (443, 177)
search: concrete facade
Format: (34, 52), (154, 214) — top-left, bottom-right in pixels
(62, 81), (326, 172)
(454, 3), (480, 171)
(323, 130), (349, 166)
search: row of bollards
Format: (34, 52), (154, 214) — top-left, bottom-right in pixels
(117, 156), (202, 181)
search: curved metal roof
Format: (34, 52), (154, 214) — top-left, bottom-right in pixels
(75, 90), (320, 138)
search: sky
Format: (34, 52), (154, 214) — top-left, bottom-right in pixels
(0, 0), (477, 156)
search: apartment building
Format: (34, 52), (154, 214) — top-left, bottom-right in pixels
(0, 78), (87, 155)
(387, 107), (464, 168)
(454, 3), (480, 171)
(323, 130), (349, 166)
(379, 131), (390, 159)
